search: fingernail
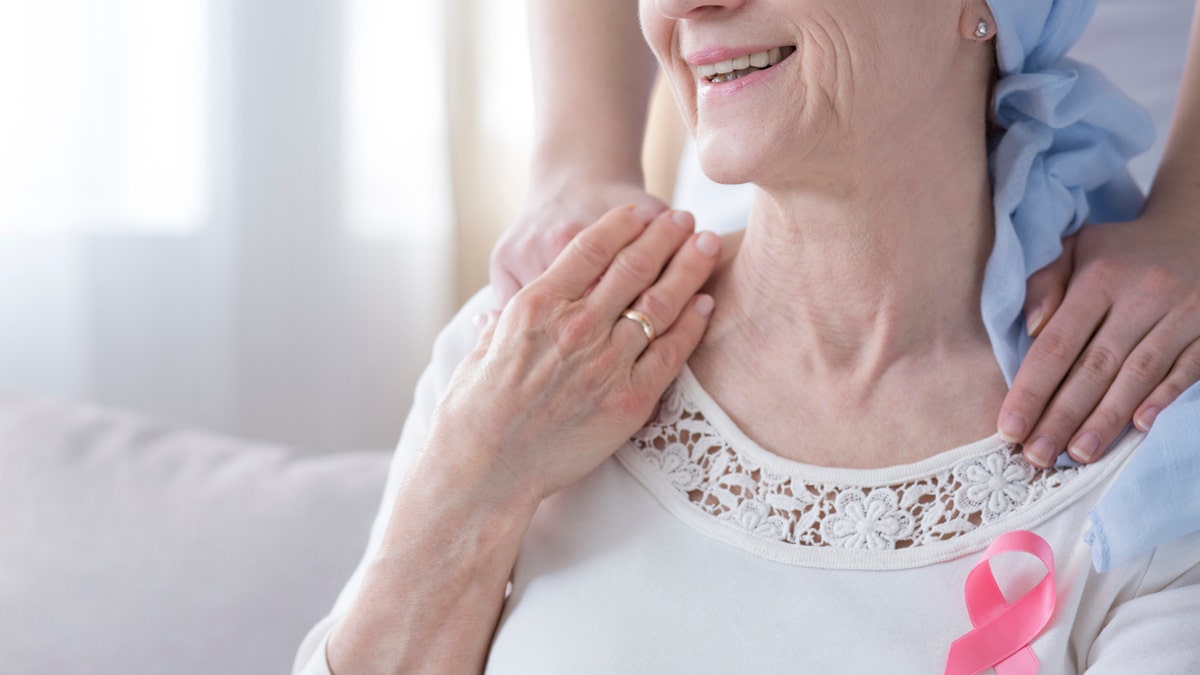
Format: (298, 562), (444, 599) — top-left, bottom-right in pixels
(1135, 406), (1161, 431)
(472, 313), (488, 330)
(999, 413), (1027, 443)
(1069, 431), (1101, 463)
(671, 210), (694, 230)
(630, 203), (658, 222)
(695, 231), (720, 257)
(1025, 436), (1056, 468)
(1025, 304), (1046, 337)
(694, 294), (715, 317)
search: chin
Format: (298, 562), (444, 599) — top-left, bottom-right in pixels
(695, 134), (764, 185)
(695, 120), (823, 187)
(700, 163), (753, 186)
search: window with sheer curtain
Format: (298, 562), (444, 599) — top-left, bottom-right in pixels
(0, 0), (207, 234)
(0, 0), (532, 452)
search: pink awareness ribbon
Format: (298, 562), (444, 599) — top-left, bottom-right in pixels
(944, 530), (1056, 675)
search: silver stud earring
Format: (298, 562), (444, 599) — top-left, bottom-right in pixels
(974, 20), (991, 38)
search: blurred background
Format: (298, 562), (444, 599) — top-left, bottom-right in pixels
(0, 0), (553, 454)
(0, 0), (1187, 455)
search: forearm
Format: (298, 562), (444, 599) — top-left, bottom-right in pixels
(1145, 2), (1200, 221)
(326, 448), (536, 674)
(528, 0), (658, 188)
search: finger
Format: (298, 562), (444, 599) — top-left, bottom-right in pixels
(489, 233), (527, 305)
(1023, 235), (1075, 337)
(527, 221), (586, 285)
(539, 203), (664, 299)
(1019, 305), (1163, 467)
(591, 209), (697, 317)
(490, 267), (522, 306)
(998, 282), (1110, 445)
(633, 294), (716, 391)
(613, 229), (721, 357)
(1065, 320), (1180, 462)
(490, 216), (588, 306)
(473, 310), (502, 345)
(644, 400), (663, 428)
(1134, 336), (1200, 432)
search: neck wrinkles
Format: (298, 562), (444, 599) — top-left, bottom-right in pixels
(708, 133), (996, 381)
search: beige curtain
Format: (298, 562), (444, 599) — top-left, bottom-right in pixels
(443, 0), (685, 304)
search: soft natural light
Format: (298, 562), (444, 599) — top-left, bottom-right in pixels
(344, 0), (453, 240)
(477, 0), (534, 152)
(0, 0), (207, 235)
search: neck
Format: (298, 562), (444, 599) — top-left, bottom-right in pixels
(708, 134), (995, 374)
(690, 125), (1007, 466)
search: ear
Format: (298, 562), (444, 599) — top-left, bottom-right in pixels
(959, 1), (997, 42)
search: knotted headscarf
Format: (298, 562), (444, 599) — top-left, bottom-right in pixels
(982, 0), (1152, 381)
(983, 0), (1200, 572)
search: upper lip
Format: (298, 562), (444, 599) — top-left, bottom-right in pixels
(684, 44), (794, 81)
(683, 44), (789, 66)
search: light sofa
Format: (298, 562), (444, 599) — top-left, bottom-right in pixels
(0, 395), (390, 675)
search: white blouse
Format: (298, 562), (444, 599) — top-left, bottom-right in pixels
(295, 289), (1200, 674)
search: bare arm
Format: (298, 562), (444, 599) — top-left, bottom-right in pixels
(1148, 0), (1200, 221)
(326, 207), (720, 673)
(490, 0), (663, 303)
(528, 0), (657, 191)
(326, 451), (536, 672)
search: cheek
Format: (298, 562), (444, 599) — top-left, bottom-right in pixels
(638, 7), (694, 127)
(666, 78), (699, 136)
(638, 2), (668, 57)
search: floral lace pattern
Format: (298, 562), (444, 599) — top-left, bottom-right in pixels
(629, 381), (1083, 552)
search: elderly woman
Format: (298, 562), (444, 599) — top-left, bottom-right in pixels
(297, 0), (1200, 672)
(497, 0), (1200, 472)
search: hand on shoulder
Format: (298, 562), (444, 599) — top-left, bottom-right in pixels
(489, 178), (667, 305)
(1002, 211), (1200, 467)
(438, 205), (721, 507)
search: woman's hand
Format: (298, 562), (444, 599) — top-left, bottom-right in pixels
(443, 204), (721, 506)
(999, 213), (1200, 467)
(329, 206), (718, 674)
(489, 181), (667, 305)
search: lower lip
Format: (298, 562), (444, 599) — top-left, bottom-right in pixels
(697, 55), (791, 98)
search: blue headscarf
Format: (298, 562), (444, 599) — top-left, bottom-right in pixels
(983, 0), (1200, 571)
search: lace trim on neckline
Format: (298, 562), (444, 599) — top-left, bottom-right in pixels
(622, 375), (1090, 556)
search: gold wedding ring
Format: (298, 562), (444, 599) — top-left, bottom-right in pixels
(620, 309), (657, 344)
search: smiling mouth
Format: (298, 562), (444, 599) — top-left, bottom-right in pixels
(698, 46), (796, 83)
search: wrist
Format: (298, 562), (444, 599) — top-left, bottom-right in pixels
(402, 420), (543, 530)
(379, 459), (535, 568)
(528, 140), (646, 195)
(1141, 189), (1200, 236)
(329, 443), (534, 674)
(523, 167), (662, 223)
(332, 477), (529, 674)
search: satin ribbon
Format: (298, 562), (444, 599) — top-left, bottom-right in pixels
(945, 531), (1056, 675)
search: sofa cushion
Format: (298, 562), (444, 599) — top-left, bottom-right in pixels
(0, 396), (390, 675)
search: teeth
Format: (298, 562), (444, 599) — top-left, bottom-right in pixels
(698, 46), (792, 83)
(710, 70), (747, 84)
